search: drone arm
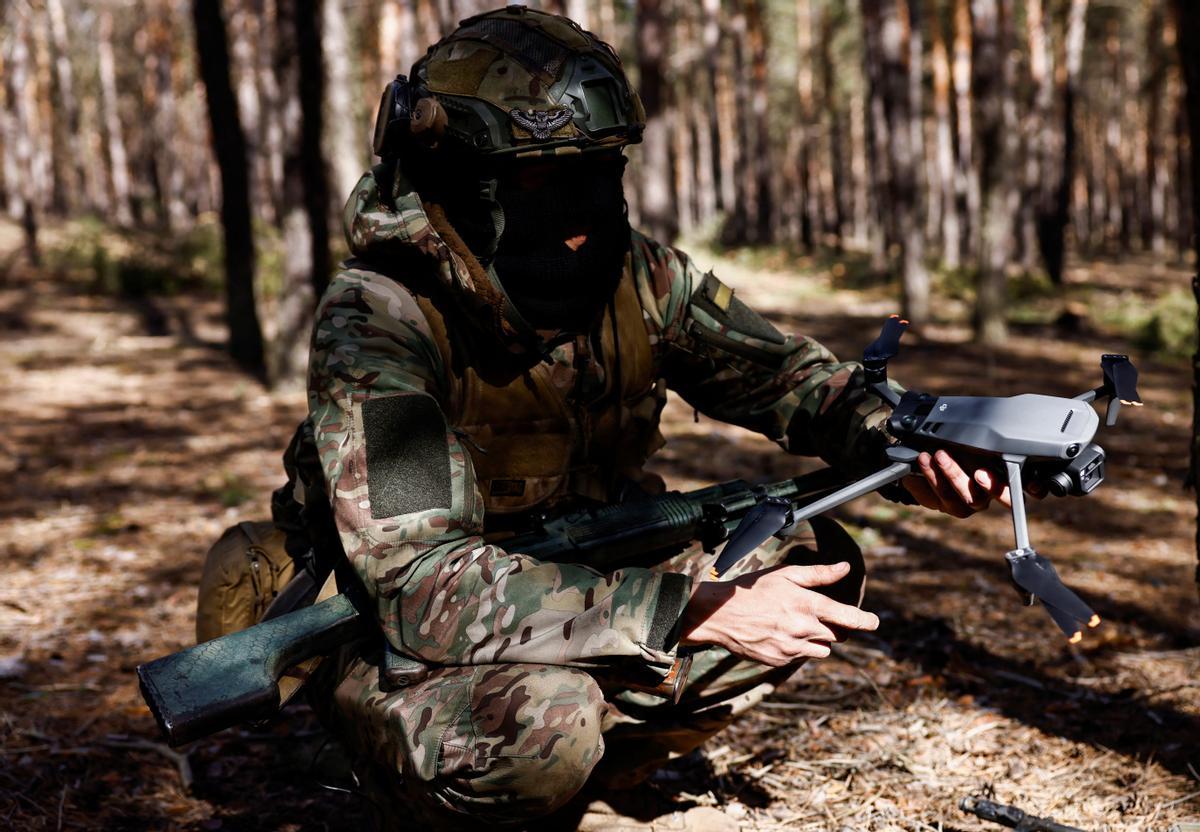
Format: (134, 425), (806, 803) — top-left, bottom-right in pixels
(1002, 455), (1031, 552)
(869, 380), (902, 408)
(781, 446), (919, 534)
(1073, 387), (1122, 426)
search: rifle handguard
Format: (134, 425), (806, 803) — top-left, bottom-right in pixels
(137, 593), (366, 747)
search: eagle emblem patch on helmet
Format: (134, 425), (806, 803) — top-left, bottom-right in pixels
(509, 106), (574, 141)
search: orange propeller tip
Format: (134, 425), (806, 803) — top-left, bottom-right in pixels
(1087, 614), (1101, 628)
(709, 567), (719, 580)
(1068, 631), (1083, 644)
(899, 319), (910, 326)
(889, 313), (899, 318)
(1120, 400), (1144, 407)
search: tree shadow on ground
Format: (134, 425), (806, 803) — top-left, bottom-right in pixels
(864, 602), (1200, 783)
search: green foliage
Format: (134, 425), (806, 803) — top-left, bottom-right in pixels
(47, 216), (226, 299)
(204, 470), (255, 508)
(1131, 289), (1196, 361)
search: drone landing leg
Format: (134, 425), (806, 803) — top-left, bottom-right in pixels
(1000, 455), (1100, 642)
(1002, 454), (1031, 552)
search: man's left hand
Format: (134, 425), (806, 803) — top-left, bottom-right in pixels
(902, 449), (1019, 518)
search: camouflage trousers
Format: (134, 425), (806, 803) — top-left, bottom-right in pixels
(308, 516), (865, 830)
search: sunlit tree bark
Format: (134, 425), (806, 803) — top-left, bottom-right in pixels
(98, 9), (133, 226)
(324, 0), (364, 205)
(971, 0), (1019, 345)
(2, 10), (41, 264)
(45, 0), (85, 212)
(635, 0), (677, 243)
(863, 0), (929, 321)
(931, 2), (959, 267)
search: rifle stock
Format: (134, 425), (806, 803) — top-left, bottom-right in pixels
(137, 592), (365, 746)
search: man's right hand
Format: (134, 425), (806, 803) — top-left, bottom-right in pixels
(677, 563), (879, 667)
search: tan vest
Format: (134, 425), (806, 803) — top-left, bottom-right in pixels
(415, 272), (665, 516)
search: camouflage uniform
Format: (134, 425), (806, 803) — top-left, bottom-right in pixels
(286, 164), (888, 828)
(279, 7), (892, 829)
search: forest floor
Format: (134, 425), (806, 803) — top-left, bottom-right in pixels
(1, 218), (1199, 831)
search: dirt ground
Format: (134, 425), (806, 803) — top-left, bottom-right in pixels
(2, 218), (1199, 831)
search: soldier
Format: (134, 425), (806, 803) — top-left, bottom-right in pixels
(273, 6), (1011, 829)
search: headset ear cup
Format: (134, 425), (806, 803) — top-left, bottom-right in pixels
(410, 97), (447, 146)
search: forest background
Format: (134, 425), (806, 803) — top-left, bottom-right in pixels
(4, 0), (1200, 830)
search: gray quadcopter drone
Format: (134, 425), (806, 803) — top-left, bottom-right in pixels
(713, 316), (1142, 642)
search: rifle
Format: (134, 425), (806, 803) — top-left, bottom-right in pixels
(137, 468), (848, 747)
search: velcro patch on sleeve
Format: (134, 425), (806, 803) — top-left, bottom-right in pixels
(692, 272), (786, 344)
(362, 394), (453, 519)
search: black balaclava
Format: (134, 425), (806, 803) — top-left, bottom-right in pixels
(490, 153), (630, 332)
(422, 150), (631, 334)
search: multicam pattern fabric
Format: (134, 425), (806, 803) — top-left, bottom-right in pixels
(306, 165), (892, 680)
(306, 518), (865, 827)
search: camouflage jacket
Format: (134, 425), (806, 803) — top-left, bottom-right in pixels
(303, 164), (893, 675)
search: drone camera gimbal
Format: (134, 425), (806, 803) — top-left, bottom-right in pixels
(713, 316), (1142, 643)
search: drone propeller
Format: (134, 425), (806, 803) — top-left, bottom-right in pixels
(1095, 355), (1143, 427)
(1007, 550), (1100, 643)
(863, 314), (910, 365)
(1101, 354), (1142, 406)
(710, 497), (792, 578)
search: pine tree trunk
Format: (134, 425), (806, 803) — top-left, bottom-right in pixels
(952, 0), (979, 262)
(3, 13), (41, 265)
(636, 0), (677, 243)
(818, 7), (846, 247)
(971, 0), (1019, 345)
(795, 0), (816, 249)
(1174, 0), (1200, 589)
(30, 4), (57, 217)
(863, 0), (929, 321)
(45, 0), (86, 212)
(931, 4), (960, 268)
(271, 0), (330, 385)
(863, 4), (891, 270)
(98, 10), (133, 226)
(745, 0), (772, 243)
(148, 7), (190, 229)
(1038, 0), (1088, 284)
(707, 0), (737, 216)
(1104, 21), (1124, 251)
(379, 0), (419, 82)
(1024, 0), (1053, 272)
(192, 0), (266, 378)
(849, 86), (873, 252)
(324, 0), (364, 205)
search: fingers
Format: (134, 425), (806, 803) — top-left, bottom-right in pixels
(972, 469), (1012, 508)
(910, 451), (972, 517)
(781, 561), (851, 588)
(809, 594), (880, 632)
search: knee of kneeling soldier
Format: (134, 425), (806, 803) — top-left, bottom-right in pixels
(433, 665), (607, 825)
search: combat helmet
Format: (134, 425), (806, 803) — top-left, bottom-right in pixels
(373, 4), (645, 160)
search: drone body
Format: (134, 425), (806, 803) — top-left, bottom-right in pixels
(714, 316), (1141, 643)
(889, 392), (1099, 461)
